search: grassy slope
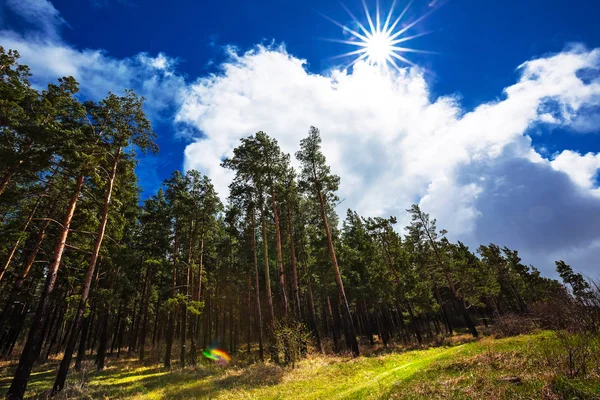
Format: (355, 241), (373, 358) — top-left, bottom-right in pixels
(1, 332), (599, 399)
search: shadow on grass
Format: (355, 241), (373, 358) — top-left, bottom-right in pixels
(1, 357), (285, 399)
(0, 368), (57, 394)
(77, 362), (285, 399)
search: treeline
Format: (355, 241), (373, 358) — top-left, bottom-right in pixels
(0, 47), (586, 399)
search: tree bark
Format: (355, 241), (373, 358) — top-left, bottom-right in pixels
(306, 271), (322, 352)
(7, 173), (85, 400)
(432, 280), (453, 335)
(111, 303), (123, 355)
(0, 159), (23, 197)
(139, 264), (154, 361)
(96, 307), (110, 370)
(287, 208), (301, 320)
(53, 151), (120, 394)
(326, 296), (340, 353)
(75, 316), (91, 372)
(165, 226), (179, 368)
(191, 237), (204, 364)
(261, 207), (278, 363)
(180, 234), (191, 367)
(260, 207), (275, 326)
(0, 199), (39, 284)
(270, 187), (288, 316)
(0, 215), (52, 331)
(44, 299), (66, 360)
(246, 270), (252, 354)
(250, 207), (264, 361)
(313, 176), (359, 356)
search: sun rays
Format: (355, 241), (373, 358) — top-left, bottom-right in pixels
(321, 0), (440, 71)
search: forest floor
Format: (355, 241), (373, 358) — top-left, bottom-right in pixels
(1, 331), (599, 399)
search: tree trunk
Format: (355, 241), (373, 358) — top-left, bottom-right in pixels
(40, 304), (60, 360)
(127, 299), (137, 354)
(418, 212), (478, 338)
(432, 281), (453, 335)
(96, 307), (110, 371)
(0, 215), (52, 331)
(306, 272), (322, 352)
(314, 185), (359, 356)
(0, 199), (39, 284)
(190, 237), (204, 365)
(250, 208), (264, 361)
(260, 208), (275, 326)
(44, 300), (66, 360)
(0, 170), (15, 196)
(180, 222), (195, 367)
(7, 173), (85, 400)
(165, 227), (179, 368)
(116, 309), (127, 358)
(111, 303), (123, 355)
(260, 207), (278, 362)
(139, 264), (154, 361)
(74, 316), (91, 372)
(151, 299), (160, 349)
(53, 152), (120, 394)
(406, 302), (422, 344)
(287, 208), (302, 320)
(326, 296), (340, 353)
(130, 267), (147, 354)
(0, 159), (23, 197)
(246, 270), (252, 354)
(363, 300), (375, 346)
(270, 187), (288, 316)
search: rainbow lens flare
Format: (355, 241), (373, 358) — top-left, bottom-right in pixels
(202, 347), (231, 365)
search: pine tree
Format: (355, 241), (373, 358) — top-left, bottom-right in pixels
(296, 126), (359, 357)
(52, 91), (157, 394)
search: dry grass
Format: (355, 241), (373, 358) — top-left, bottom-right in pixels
(1, 331), (599, 399)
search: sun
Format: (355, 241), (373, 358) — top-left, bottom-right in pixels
(321, 0), (440, 71)
(365, 31), (393, 65)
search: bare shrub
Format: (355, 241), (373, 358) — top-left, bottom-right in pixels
(492, 313), (537, 338)
(531, 279), (600, 394)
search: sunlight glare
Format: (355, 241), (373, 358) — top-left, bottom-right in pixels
(322, 0), (440, 72)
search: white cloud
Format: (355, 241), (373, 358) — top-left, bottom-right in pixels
(4, 0), (66, 40)
(178, 45), (600, 276)
(551, 150), (600, 194)
(0, 31), (186, 119)
(139, 52), (176, 74)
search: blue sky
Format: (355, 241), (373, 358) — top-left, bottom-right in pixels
(1, 0), (600, 276)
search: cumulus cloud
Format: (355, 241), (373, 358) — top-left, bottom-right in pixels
(551, 150), (600, 194)
(464, 147), (600, 274)
(178, 45), (600, 276)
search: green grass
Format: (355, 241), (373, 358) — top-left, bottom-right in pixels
(1, 332), (599, 399)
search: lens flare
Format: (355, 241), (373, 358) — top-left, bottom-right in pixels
(202, 347), (231, 365)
